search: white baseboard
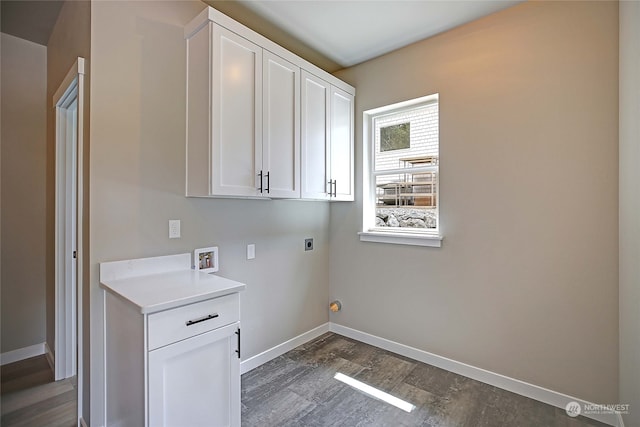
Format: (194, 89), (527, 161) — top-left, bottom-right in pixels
(45, 342), (55, 372)
(1, 342), (45, 366)
(330, 323), (619, 427)
(240, 322), (330, 374)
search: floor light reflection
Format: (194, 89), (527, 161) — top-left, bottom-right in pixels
(333, 372), (416, 413)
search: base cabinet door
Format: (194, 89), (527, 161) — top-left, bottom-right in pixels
(148, 322), (240, 427)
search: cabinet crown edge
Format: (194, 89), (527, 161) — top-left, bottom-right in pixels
(184, 6), (355, 96)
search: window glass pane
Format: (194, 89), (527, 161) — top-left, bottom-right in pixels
(374, 103), (438, 172)
(380, 123), (410, 151)
(375, 174), (437, 229)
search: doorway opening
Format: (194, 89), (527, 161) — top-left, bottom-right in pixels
(53, 57), (85, 423)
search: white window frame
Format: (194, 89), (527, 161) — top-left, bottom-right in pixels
(359, 94), (443, 247)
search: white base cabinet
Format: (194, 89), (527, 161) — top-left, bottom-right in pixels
(103, 290), (242, 427)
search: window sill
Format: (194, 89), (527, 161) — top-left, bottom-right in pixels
(358, 231), (443, 247)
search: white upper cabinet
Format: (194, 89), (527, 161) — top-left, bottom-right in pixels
(301, 71), (330, 200)
(301, 73), (355, 202)
(185, 7), (354, 201)
(330, 86), (355, 201)
(187, 23), (262, 198)
(262, 51), (300, 198)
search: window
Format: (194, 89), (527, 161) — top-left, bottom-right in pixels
(359, 94), (442, 247)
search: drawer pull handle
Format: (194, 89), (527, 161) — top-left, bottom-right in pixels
(185, 313), (219, 326)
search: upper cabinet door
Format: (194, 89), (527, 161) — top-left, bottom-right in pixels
(262, 51), (300, 199)
(211, 24), (263, 197)
(301, 71), (331, 200)
(330, 86), (355, 201)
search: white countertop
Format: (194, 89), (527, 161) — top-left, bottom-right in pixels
(99, 254), (245, 314)
(101, 269), (245, 314)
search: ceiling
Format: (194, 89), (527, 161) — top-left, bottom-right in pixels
(1, 0), (523, 70)
(1, 0), (64, 46)
(241, 0), (523, 68)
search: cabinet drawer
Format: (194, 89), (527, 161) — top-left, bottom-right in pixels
(148, 293), (239, 351)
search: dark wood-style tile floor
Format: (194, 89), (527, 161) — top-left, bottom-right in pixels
(241, 333), (609, 427)
(1, 355), (76, 427)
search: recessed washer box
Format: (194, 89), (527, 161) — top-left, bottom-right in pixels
(194, 247), (219, 273)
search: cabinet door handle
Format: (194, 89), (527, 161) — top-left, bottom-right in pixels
(235, 328), (241, 359)
(328, 180), (336, 197)
(185, 313), (219, 326)
(258, 171), (264, 193)
(266, 172), (270, 194)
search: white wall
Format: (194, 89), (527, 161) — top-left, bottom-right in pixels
(619, 1), (640, 425)
(0, 33), (47, 354)
(332, 1), (618, 404)
(88, 2), (330, 424)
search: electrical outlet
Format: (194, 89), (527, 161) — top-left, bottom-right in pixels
(169, 220), (181, 239)
(305, 238), (314, 251)
(247, 244), (255, 260)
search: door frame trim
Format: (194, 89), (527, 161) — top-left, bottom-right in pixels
(53, 56), (85, 423)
